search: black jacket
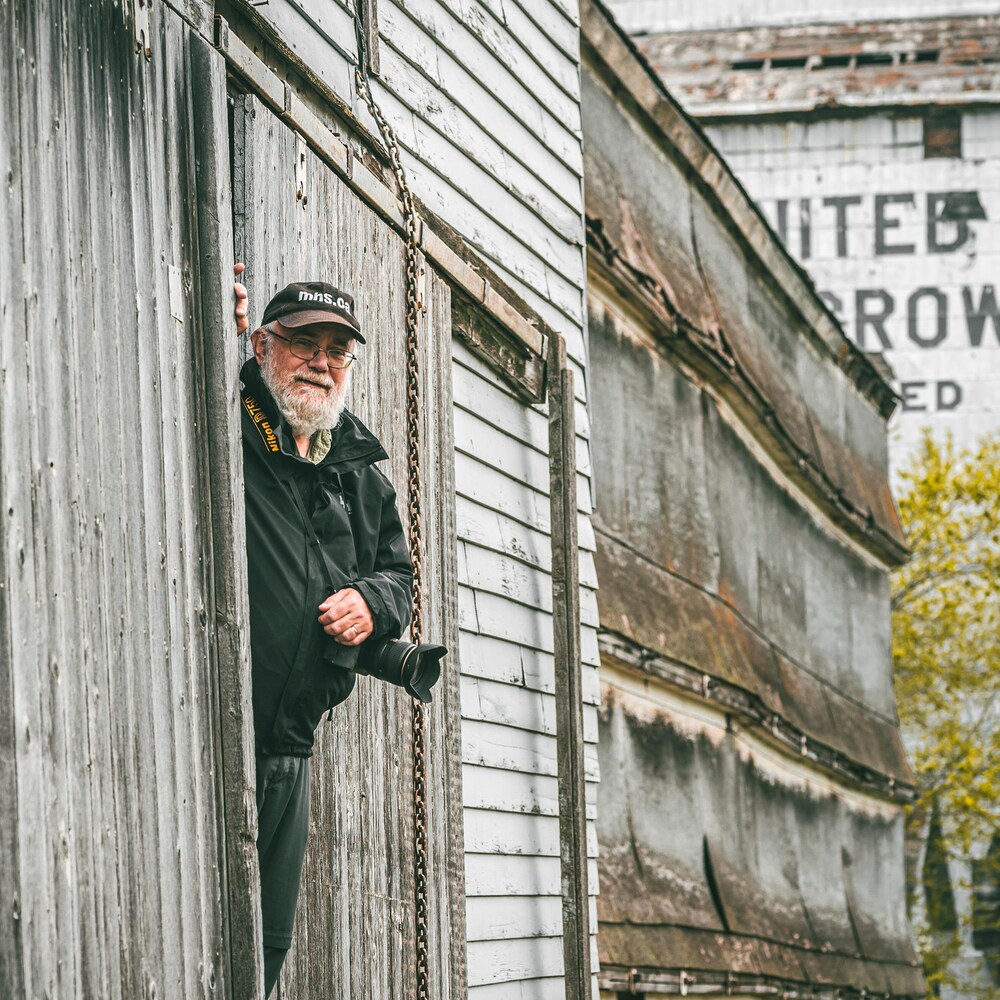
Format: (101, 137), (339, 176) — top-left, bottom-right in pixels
(240, 359), (413, 755)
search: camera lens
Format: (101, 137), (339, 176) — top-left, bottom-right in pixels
(354, 638), (446, 703)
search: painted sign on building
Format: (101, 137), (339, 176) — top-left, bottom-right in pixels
(609, 1), (1000, 470)
(723, 112), (1000, 464)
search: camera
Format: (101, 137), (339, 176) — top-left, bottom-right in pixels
(353, 637), (446, 703)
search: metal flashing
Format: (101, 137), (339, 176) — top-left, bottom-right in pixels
(600, 633), (915, 803)
(587, 248), (908, 567)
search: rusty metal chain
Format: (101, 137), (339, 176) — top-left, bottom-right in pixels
(354, 41), (431, 1000)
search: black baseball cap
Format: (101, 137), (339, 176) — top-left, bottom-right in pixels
(261, 281), (365, 344)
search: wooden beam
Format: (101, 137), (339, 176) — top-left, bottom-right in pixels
(189, 33), (263, 1000)
(0, 1), (24, 994)
(357, 0), (380, 76)
(452, 292), (546, 403)
(422, 269), (470, 1000)
(547, 333), (592, 1000)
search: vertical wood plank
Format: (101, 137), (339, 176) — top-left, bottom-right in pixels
(14, 3), (75, 994)
(189, 32), (264, 1000)
(359, 0), (381, 76)
(421, 267), (469, 1000)
(0, 0), (26, 994)
(547, 333), (593, 1000)
(75, 7), (131, 997)
(1, 1), (233, 995)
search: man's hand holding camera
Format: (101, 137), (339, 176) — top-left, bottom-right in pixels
(318, 589), (374, 646)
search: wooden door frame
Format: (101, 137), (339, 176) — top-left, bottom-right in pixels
(189, 33), (264, 1000)
(226, 85), (468, 999)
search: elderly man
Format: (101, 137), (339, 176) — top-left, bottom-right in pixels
(233, 269), (413, 996)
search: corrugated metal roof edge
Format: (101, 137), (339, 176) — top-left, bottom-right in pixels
(600, 632), (916, 802)
(580, 0), (901, 423)
(586, 247), (909, 566)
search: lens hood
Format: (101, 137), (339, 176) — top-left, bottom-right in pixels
(354, 638), (447, 703)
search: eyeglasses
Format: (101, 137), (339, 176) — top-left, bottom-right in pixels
(268, 330), (358, 369)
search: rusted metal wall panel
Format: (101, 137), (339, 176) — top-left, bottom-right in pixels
(0, 2), (253, 997)
(580, 41), (906, 562)
(581, 47), (902, 544)
(596, 674), (924, 996)
(687, 192), (902, 536)
(622, 12), (1000, 990)
(588, 300), (910, 781)
(234, 94), (465, 1000)
(580, 4), (918, 994)
(598, 676), (922, 995)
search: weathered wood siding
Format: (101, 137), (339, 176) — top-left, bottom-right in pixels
(233, 93), (464, 999)
(230, 1), (601, 993)
(245, 0), (587, 357)
(4, 1), (599, 996)
(1, 2), (256, 997)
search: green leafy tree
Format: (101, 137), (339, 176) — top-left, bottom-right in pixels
(892, 431), (1000, 998)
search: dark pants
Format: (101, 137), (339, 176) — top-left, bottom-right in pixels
(256, 753), (312, 998)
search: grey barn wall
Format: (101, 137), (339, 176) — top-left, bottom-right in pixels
(1, 2), (258, 998)
(3, 1), (603, 998)
(588, 305), (921, 993)
(237, 0), (588, 364)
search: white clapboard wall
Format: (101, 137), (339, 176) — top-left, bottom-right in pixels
(243, 1), (599, 995)
(453, 342), (601, 999)
(604, 0), (998, 32)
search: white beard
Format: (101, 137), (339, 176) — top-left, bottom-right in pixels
(260, 345), (350, 438)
